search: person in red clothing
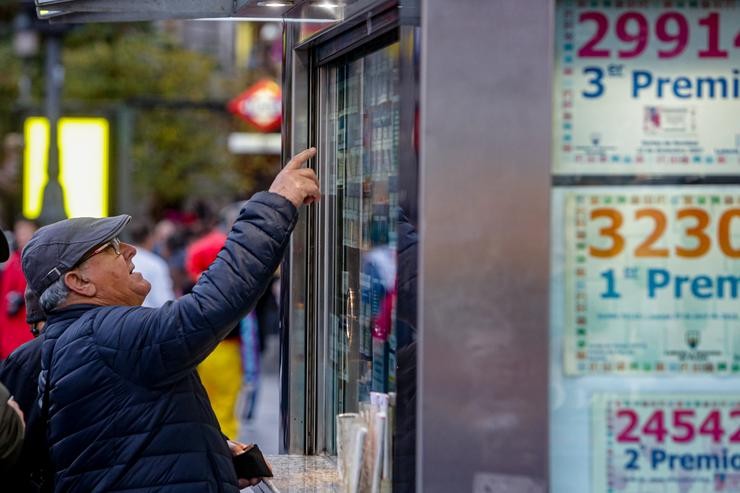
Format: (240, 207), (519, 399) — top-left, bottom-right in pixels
(0, 219), (38, 359)
(186, 229), (227, 279)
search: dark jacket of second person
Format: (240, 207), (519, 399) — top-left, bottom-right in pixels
(40, 192), (297, 493)
(0, 334), (47, 492)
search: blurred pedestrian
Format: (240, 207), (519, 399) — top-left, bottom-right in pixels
(256, 273), (281, 340)
(164, 226), (194, 297)
(21, 148), (318, 492)
(128, 219), (175, 308)
(0, 232), (25, 475)
(0, 134), (22, 227)
(151, 218), (175, 258)
(239, 311), (261, 422)
(0, 218), (38, 359)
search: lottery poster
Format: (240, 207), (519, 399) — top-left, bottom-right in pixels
(563, 187), (740, 375)
(554, 0), (740, 175)
(593, 393), (740, 492)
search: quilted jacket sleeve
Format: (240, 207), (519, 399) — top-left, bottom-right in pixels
(93, 192), (298, 387)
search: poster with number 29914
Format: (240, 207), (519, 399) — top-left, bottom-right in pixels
(554, 0), (740, 175)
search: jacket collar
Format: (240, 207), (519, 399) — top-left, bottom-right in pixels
(46, 304), (100, 329)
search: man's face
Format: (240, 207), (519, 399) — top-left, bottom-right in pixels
(76, 240), (151, 306)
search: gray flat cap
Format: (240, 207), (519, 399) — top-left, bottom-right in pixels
(22, 215), (131, 295)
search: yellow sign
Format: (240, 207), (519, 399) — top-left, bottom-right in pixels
(23, 117), (110, 219)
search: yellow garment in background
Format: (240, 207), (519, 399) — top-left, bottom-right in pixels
(198, 339), (242, 439)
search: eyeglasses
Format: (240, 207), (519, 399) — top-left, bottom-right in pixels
(78, 237), (121, 265)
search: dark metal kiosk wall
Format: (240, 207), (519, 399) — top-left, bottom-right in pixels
(417, 1), (552, 491)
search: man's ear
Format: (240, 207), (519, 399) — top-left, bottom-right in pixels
(63, 270), (97, 297)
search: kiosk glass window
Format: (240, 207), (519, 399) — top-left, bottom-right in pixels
(317, 41), (402, 451)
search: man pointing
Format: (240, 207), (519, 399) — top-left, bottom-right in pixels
(21, 149), (319, 492)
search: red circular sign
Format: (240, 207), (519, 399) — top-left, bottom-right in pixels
(228, 79), (282, 132)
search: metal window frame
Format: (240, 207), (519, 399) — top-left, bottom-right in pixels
(280, 0), (408, 455)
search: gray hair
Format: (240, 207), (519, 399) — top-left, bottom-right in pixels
(39, 278), (70, 313)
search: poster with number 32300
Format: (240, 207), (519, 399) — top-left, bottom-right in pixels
(564, 187), (740, 375)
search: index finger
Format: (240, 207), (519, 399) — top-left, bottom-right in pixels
(284, 147), (317, 170)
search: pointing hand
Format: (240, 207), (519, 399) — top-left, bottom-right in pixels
(268, 148), (321, 208)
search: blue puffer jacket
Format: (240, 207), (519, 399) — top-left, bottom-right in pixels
(39, 192), (297, 493)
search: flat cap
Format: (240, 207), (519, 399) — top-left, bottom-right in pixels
(22, 215), (131, 295)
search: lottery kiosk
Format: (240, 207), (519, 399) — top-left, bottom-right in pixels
(33, 0), (740, 491)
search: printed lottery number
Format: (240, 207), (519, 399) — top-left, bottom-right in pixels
(616, 409), (740, 444)
(578, 11), (739, 59)
(589, 207), (740, 259)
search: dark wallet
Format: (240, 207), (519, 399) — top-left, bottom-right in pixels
(232, 444), (274, 478)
